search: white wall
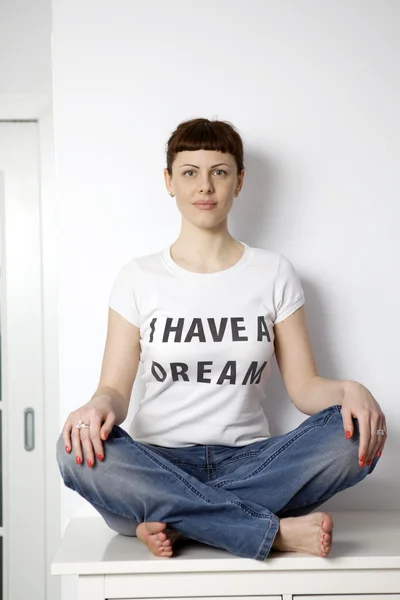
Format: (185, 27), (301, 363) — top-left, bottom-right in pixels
(52, 0), (400, 530)
(0, 0), (52, 93)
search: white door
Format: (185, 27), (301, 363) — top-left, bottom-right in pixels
(0, 122), (46, 599)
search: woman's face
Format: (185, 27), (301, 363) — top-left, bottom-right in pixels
(164, 149), (244, 230)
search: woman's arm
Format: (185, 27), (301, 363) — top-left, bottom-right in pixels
(274, 305), (349, 415)
(274, 305), (386, 464)
(92, 307), (141, 425)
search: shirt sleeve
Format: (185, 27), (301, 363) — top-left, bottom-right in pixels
(108, 260), (140, 327)
(273, 254), (305, 324)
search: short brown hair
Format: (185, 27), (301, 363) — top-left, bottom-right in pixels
(165, 117), (245, 176)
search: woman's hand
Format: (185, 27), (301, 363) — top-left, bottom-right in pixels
(341, 381), (387, 467)
(62, 395), (118, 468)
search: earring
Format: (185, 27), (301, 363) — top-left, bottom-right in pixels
(169, 192), (174, 197)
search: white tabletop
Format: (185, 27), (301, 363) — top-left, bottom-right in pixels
(51, 510), (400, 575)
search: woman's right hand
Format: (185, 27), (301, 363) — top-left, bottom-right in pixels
(62, 395), (118, 468)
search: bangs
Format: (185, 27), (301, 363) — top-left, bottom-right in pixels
(173, 121), (237, 157)
(166, 118), (244, 174)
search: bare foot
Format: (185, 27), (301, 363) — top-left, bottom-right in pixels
(272, 512), (334, 558)
(136, 522), (183, 558)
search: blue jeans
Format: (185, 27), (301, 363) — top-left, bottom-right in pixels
(56, 405), (378, 560)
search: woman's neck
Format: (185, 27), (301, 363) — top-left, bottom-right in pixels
(170, 232), (244, 274)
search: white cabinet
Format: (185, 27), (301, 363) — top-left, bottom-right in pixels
(52, 512), (400, 600)
(296, 597), (400, 600)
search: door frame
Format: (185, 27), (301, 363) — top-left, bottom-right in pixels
(0, 93), (60, 600)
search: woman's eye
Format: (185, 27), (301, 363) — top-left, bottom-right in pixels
(183, 169), (226, 176)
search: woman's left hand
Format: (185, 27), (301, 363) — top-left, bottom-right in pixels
(341, 381), (387, 467)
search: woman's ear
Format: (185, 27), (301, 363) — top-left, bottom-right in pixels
(163, 167), (173, 196)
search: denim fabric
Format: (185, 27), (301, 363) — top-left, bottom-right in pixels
(56, 405), (378, 560)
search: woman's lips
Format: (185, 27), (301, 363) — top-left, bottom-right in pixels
(194, 202), (217, 210)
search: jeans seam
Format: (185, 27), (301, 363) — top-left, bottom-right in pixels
(137, 440), (272, 519)
(170, 461), (208, 468)
(133, 441), (216, 504)
(213, 426), (313, 488)
(230, 500), (273, 520)
(214, 450), (263, 469)
(112, 430), (215, 504)
(206, 446), (214, 482)
(132, 446), (272, 518)
(213, 408), (338, 489)
(111, 431), (273, 520)
(255, 512), (280, 560)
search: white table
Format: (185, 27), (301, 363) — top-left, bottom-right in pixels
(51, 511), (400, 600)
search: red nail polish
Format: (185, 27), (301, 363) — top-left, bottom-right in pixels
(65, 446), (71, 453)
(97, 454), (103, 461)
(360, 454), (365, 462)
(378, 451), (382, 458)
(104, 432), (109, 440)
(87, 459), (93, 468)
(366, 459), (372, 466)
(345, 431), (351, 439)
(76, 456), (82, 465)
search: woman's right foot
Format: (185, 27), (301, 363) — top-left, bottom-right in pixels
(272, 512), (334, 557)
(136, 522), (182, 557)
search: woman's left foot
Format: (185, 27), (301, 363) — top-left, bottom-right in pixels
(272, 512), (334, 557)
(136, 521), (183, 557)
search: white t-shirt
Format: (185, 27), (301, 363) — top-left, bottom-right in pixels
(108, 242), (305, 448)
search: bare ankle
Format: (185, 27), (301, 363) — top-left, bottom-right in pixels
(272, 518), (289, 551)
(271, 513), (334, 557)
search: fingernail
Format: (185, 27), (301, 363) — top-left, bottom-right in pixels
(366, 459), (372, 466)
(360, 454), (365, 462)
(377, 451), (382, 458)
(65, 446), (71, 453)
(76, 456), (82, 465)
(97, 454), (103, 461)
(104, 432), (109, 440)
(87, 459), (93, 468)
(345, 430), (351, 439)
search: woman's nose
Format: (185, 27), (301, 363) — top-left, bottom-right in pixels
(199, 177), (213, 193)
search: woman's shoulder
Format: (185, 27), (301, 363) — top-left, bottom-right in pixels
(247, 244), (283, 268)
(247, 244), (302, 281)
(116, 247), (164, 273)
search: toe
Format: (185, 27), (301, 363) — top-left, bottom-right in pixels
(321, 514), (334, 534)
(321, 537), (331, 555)
(148, 538), (164, 557)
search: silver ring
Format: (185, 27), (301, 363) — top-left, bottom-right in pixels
(76, 419), (90, 430)
(376, 429), (385, 436)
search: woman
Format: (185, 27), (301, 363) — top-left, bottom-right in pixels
(57, 117), (386, 561)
